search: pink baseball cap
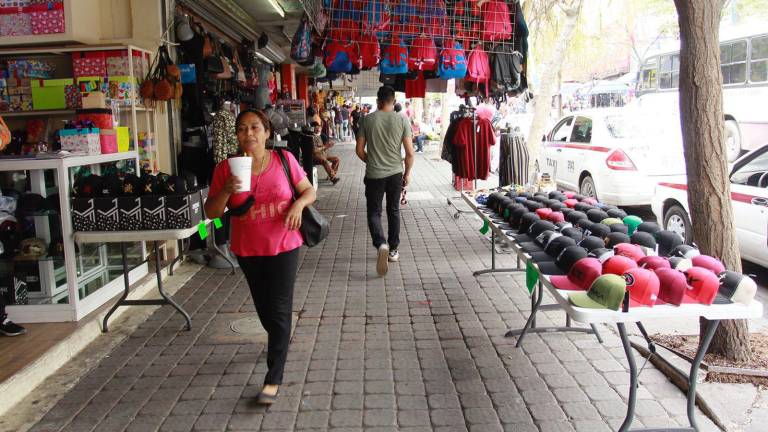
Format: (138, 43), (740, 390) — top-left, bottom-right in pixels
(551, 258), (603, 291)
(602, 255), (638, 276)
(563, 199), (579, 208)
(681, 267), (719, 305)
(536, 208), (553, 219)
(638, 256), (671, 271)
(613, 243), (646, 263)
(563, 191), (576, 199)
(654, 268), (687, 306)
(547, 211), (566, 223)
(623, 267), (660, 307)
(583, 198), (598, 205)
(691, 255), (726, 275)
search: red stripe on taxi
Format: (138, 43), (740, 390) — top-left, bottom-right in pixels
(546, 143), (612, 153)
(658, 182), (759, 204)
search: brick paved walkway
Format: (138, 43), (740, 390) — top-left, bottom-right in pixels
(28, 143), (718, 431)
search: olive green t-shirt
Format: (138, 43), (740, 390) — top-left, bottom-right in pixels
(358, 110), (412, 179)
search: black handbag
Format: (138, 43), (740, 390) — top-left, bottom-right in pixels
(277, 150), (329, 248)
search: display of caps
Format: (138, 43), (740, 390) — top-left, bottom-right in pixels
(637, 221), (661, 235)
(623, 267), (660, 307)
(654, 268), (687, 306)
(14, 237), (47, 261)
(609, 223), (629, 234)
(602, 255), (638, 276)
(614, 243), (646, 262)
(604, 232), (631, 248)
(668, 256), (694, 271)
(537, 245), (589, 276)
(579, 236), (606, 252)
(606, 208), (628, 219)
(715, 271), (757, 305)
(568, 274), (627, 311)
(655, 231), (684, 256)
(563, 199), (579, 208)
(551, 257), (603, 291)
(638, 256), (672, 271)
(587, 209), (609, 223)
(622, 215), (643, 235)
(566, 211), (588, 225)
(682, 267), (719, 305)
(600, 217), (623, 227)
(139, 173), (159, 195)
(669, 244), (700, 259)
(560, 227), (584, 242)
(99, 173), (123, 197)
(588, 248), (615, 263)
(691, 255), (725, 275)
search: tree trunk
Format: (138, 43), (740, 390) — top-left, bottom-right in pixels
(526, 1), (583, 175)
(673, 0), (752, 362)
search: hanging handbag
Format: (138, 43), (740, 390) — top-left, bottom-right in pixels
(0, 115), (11, 152)
(277, 150), (329, 248)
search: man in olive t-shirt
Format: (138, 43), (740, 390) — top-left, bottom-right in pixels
(356, 86), (415, 276)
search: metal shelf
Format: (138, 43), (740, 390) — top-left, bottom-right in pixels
(0, 110), (76, 118)
(0, 151), (138, 171)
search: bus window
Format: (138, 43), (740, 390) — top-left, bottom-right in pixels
(750, 36), (768, 83)
(639, 59), (658, 92)
(722, 40), (747, 84)
(659, 54), (679, 89)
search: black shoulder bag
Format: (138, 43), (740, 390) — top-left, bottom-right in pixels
(277, 150), (329, 247)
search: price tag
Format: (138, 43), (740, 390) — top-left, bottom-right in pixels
(479, 220), (490, 235)
(198, 222), (208, 240)
(526, 261), (538, 294)
(503, 208), (510, 218)
(213, 218), (222, 229)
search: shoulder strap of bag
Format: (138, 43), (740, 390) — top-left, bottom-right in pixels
(277, 149), (298, 200)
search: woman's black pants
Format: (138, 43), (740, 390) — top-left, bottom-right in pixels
(237, 247), (299, 385)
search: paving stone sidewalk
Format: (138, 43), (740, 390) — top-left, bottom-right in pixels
(27, 143), (719, 431)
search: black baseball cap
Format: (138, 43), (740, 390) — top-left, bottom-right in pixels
(521, 230), (557, 253)
(587, 209), (610, 223)
(588, 247), (615, 263)
(560, 227), (584, 242)
(532, 195), (549, 204)
(584, 222), (610, 239)
(560, 208), (574, 218)
(516, 220), (556, 243)
(517, 213), (541, 238)
(544, 235), (577, 258)
(566, 211), (588, 225)
(509, 207), (529, 229)
(609, 223), (628, 234)
(82, 175), (103, 198)
(99, 174), (123, 197)
(655, 231), (684, 256)
(554, 221), (573, 231)
(669, 244), (700, 259)
(162, 175), (188, 195)
(548, 202), (565, 212)
(605, 232), (631, 248)
(574, 203), (596, 213)
(122, 174), (141, 196)
(631, 231), (657, 251)
(525, 200), (545, 212)
(637, 221), (661, 235)
(139, 173), (159, 195)
(537, 245), (589, 275)
(182, 170), (200, 192)
(548, 191), (564, 199)
(606, 208), (628, 219)
(714, 271), (758, 305)
(17, 193), (45, 216)
(579, 235), (606, 252)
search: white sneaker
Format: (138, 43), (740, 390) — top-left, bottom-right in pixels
(388, 250), (400, 262)
(376, 244), (390, 276)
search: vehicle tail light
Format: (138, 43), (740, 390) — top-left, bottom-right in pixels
(606, 149), (637, 171)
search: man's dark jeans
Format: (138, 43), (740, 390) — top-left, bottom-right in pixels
(364, 173), (403, 250)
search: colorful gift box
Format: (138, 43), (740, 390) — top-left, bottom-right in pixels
(0, 1), (30, 6)
(59, 127), (101, 154)
(29, 1), (64, 35)
(72, 54), (107, 78)
(6, 60), (54, 79)
(107, 76), (138, 103)
(31, 78), (72, 110)
(76, 108), (113, 129)
(99, 129), (117, 154)
(81, 92), (107, 109)
(64, 84), (81, 109)
(0, 6), (32, 36)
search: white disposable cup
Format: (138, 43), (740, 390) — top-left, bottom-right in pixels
(228, 157), (252, 192)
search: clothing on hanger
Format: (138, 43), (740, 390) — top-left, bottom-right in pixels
(212, 108), (238, 163)
(452, 116), (495, 180)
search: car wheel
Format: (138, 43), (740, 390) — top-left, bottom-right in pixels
(664, 204), (693, 244)
(724, 120), (742, 163)
(580, 175), (598, 200)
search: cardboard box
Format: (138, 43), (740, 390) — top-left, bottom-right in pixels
(117, 196), (142, 231)
(31, 78), (73, 110)
(94, 197), (120, 231)
(71, 197), (96, 231)
(165, 193), (203, 229)
(60, 127), (101, 154)
(140, 195), (166, 230)
(0, 275), (28, 305)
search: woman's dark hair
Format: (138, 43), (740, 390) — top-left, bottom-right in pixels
(235, 109), (271, 134)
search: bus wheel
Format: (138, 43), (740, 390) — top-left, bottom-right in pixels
(725, 120), (742, 163)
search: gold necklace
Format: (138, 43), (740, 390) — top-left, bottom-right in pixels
(251, 150), (270, 195)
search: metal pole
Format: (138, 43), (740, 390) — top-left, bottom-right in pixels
(617, 323), (638, 432)
(687, 320), (720, 431)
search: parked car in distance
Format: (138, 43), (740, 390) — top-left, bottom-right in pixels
(542, 109), (686, 206)
(651, 144), (768, 267)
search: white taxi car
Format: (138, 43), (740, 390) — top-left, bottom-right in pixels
(542, 110), (685, 206)
(651, 144), (768, 267)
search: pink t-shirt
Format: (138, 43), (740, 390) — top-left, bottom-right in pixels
(209, 150), (307, 257)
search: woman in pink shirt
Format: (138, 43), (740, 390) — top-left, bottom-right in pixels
(204, 110), (316, 405)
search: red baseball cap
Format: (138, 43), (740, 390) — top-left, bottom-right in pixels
(654, 268), (687, 306)
(547, 211), (565, 223)
(536, 208), (553, 219)
(613, 243), (646, 263)
(602, 255), (638, 276)
(551, 257), (603, 291)
(563, 199), (579, 208)
(623, 267), (660, 307)
(691, 255), (726, 275)
(583, 198), (598, 205)
(682, 267), (719, 305)
(638, 256), (671, 271)
(563, 191), (576, 199)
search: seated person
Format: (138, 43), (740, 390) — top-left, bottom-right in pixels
(311, 122), (340, 184)
(411, 119), (428, 153)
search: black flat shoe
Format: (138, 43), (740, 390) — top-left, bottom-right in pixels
(256, 391), (278, 405)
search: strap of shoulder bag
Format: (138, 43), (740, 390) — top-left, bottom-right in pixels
(277, 149), (298, 200)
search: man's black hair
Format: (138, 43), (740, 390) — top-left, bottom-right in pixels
(394, 103), (402, 112)
(377, 86), (396, 104)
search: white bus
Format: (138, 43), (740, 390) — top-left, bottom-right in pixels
(635, 26), (768, 162)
